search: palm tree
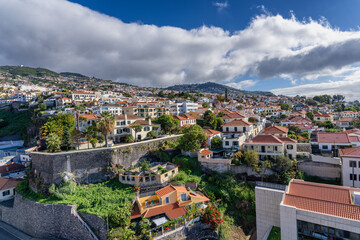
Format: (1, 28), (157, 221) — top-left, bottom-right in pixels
(131, 124), (143, 142)
(83, 127), (94, 149)
(74, 105), (85, 131)
(98, 111), (115, 147)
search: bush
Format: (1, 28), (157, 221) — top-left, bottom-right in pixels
(108, 204), (131, 228)
(125, 135), (134, 143)
(202, 204), (223, 231)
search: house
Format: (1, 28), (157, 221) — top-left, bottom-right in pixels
(129, 119), (161, 141)
(130, 185), (210, 223)
(243, 134), (297, 159)
(203, 129), (222, 149)
(313, 112), (333, 122)
(289, 124), (314, 133)
(173, 114), (196, 128)
(290, 110), (306, 118)
(0, 178), (19, 202)
(0, 162), (26, 177)
(256, 179), (360, 240)
(78, 114), (102, 131)
(339, 146), (360, 188)
(222, 112), (247, 123)
(336, 117), (354, 128)
(112, 115), (145, 143)
(262, 126), (288, 137)
(119, 163), (178, 186)
(280, 116), (312, 127)
(222, 120), (253, 135)
(197, 149), (231, 173)
(313, 132), (352, 152)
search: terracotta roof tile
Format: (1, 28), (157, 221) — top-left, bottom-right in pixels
(263, 126), (288, 134)
(155, 185), (176, 197)
(339, 146), (360, 158)
(0, 178), (20, 191)
(316, 132), (351, 143)
(203, 129), (221, 137)
(142, 203), (187, 220)
(199, 149), (213, 155)
(222, 119), (252, 127)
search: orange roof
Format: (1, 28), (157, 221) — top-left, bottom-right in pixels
(142, 203), (187, 220)
(248, 134), (296, 144)
(172, 186), (187, 192)
(173, 114), (195, 120)
(0, 178), (20, 191)
(222, 119), (252, 127)
(339, 146), (360, 158)
(156, 185), (176, 197)
(263, 126), (288, 134)
(129, 120), (152, 126)
(114, 115), (144, 120)
(222, 112), (246, 119)
(79, 114), (102, 120)
(199, 149), (213, 155)
(203, 129), (221, 137)
(283, 180), (360, 221)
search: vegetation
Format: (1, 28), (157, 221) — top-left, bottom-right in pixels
(98, 111), (115, 147)
(201, 204), (223, 231)
(16, 178), (136, 218)
(153, 114), (179, 134)
(0, 109), (31, 139)
(45, 133), (61, 152)
(267, 226), (281, 240)
(210, 137), (222, 149)
(177, 124), (207, 152)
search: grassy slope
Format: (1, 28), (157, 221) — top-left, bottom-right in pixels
(16, 179), (136, 218)
(0, 110), (31, 139)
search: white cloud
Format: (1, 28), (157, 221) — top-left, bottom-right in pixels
(1, 0), (360, 100)
(213, 1), (229, 11)
(226, 80), (257, 89)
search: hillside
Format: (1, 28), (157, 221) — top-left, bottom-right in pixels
(165, 81), (274, 96)
(0, 66), (59, 77)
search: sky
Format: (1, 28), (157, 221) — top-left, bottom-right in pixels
(1, 0), (360, 100)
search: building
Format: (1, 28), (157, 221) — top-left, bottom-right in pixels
(243, 134), (297, 159)
(92, 105), (123, 116)
(130, 185), (210, 223)
(170, 101), (198, 115)
(222, 120), (253, 135)
(0, 178), (19, 202)
(222, 112), (247, 123)
(280, 116), (312, 127)
(313, 132), (352, 153)
(340, 146), (360, 188)
(314, 112), (333, 122)
(71, 91), (97, 102)
(336, 117), (354, 128)
(78, 114), (102, 131)
(262, 126), (288, 137)
(203, 129), (222, 149)
(256, 180), (360, 240)
(119, 163), (178, 186)
(173, 114), (196, 128)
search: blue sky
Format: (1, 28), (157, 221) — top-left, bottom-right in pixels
(1, 0), (360, 100)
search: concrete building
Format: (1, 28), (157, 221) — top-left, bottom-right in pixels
(256, 180), (360, 240)
(170, 101), (198, 115)
(0, 178), (19, 202)
(340, 146), (360, 188)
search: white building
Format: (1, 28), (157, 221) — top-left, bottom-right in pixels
(0, 178), (19, 202)
(256, 179), (360, 240)
(92, 105), (123, 116)
(170, 101), (198, 115)
(340, 146), (360, 188)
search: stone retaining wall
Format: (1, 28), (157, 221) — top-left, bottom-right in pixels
(31, 135), (181, 186)
(0, 193), (105, 240)
(298, 161), (341, 179)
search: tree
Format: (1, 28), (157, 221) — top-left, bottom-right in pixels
(46, 133), (61, 152)
(243, 149), (259, 167)
(279, 103), (290, 110)
(157, 90), (165, 98)
(177, 124), (207, 152)
(125, 135), (134, 143)
(54, 113), (76, 130)
(274, 155), (293, 172)
(203, 110), (217, 129)
(62, 126), (72, 150)
(201, 204), (223, 231)
(288, 125), (301, 135)
(202, 102), (210, 108)
(253, 160), (271, 182)
(98, 111), (115, 147)
(146, 130), (157, 139)
(210, 137), (222, 149)
(153, 115), (179, 134)
(225, 88), (229, 101)
(248, 117), (258, 123)
(280, 114), (288, 119)
(108, 204), (131, 228)
(140, 161), (150, 171)
(74, 105), (85, 131)
(231, 151), (243, 166)
(131, 124), (143, 142)
(83, 127), (94, 149)
(306, 111), (314, 121)
(305, 99), (318, 106)
(300, 131), (310, 139)
(40, 118), (63, 138)
(333, 94), (345, 103)
(90, 137), (98, 148)
(215, 117), (224, 131)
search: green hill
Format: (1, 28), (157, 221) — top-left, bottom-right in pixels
(0, 66), (59, 77)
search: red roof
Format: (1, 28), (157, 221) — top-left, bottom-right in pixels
(283, 180), (360, 221)
(142, 203), (187, 220)
(199, 149), (213, 155)
(262, 126), (288, 134)
(222, 119), (252, 127)
(79, 114), (102, 120)
(173, 114), (195, 120)
(316, 132), (351, 143)
(0, 163), (25, 174)
(155, 185), (176, 197)
(248, 134), (296, 144)
(337, 117), (355, 122)
(0, 178), (20, 191)
(339, 146), (360, 158)
(203, 129), (221, 137)
(222, 112), (246, 119)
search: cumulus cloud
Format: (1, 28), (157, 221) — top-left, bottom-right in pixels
(226, 80), (257, 89)
(1, 0), (360, 97)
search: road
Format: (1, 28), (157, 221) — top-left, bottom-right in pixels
(0, 226), (21, 240)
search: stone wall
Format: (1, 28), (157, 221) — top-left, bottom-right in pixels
(0, 193), (105, 240)
(199, 159), (231, 173)
(231, 165), (275, 176)
(298, 161), (341, 179)
(31, 135), (181, 186)
(297, 143), (312, 153)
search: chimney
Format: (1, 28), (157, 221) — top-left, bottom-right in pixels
(125, 114), (128, 125)
(148, 118), (151, 125)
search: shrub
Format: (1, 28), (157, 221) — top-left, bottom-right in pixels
(201, 204), (223, 231)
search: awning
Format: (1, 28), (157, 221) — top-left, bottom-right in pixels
(152, 217), (168, 226)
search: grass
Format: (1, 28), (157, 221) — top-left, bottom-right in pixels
(16, 178), (136, 218)
(267, 226), (281, 240)
(0, 109), (31, 139)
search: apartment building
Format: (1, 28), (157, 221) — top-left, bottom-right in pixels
(170, 101), (198, 115)
(71, 91), (97, 102)
(256, 180), (360, 240)
(340, 146), (360, 188)
(92, 105), (123, 116)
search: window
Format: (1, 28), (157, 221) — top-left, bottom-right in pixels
(234, 127), (238, 132)
(181, 193), (187, 202)
(165, 196), (170, 204)
(350, 161), (357, 168)
(287, 145), (293, 150)
(2, 190), (10, 196)
(226, 127), (229, 132)
(350, 174), (357, 181)
(322, 145), (328, 150)
(165, 173), (168, 177)
(225, 141), (229, 146)
(121, 176), (125, 180)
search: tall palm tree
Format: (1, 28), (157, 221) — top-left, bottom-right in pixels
(74, 105), (85, 131)
(98, 111), (115, 147)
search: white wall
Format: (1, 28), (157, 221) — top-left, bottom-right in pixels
(0, 187), (15, 202)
